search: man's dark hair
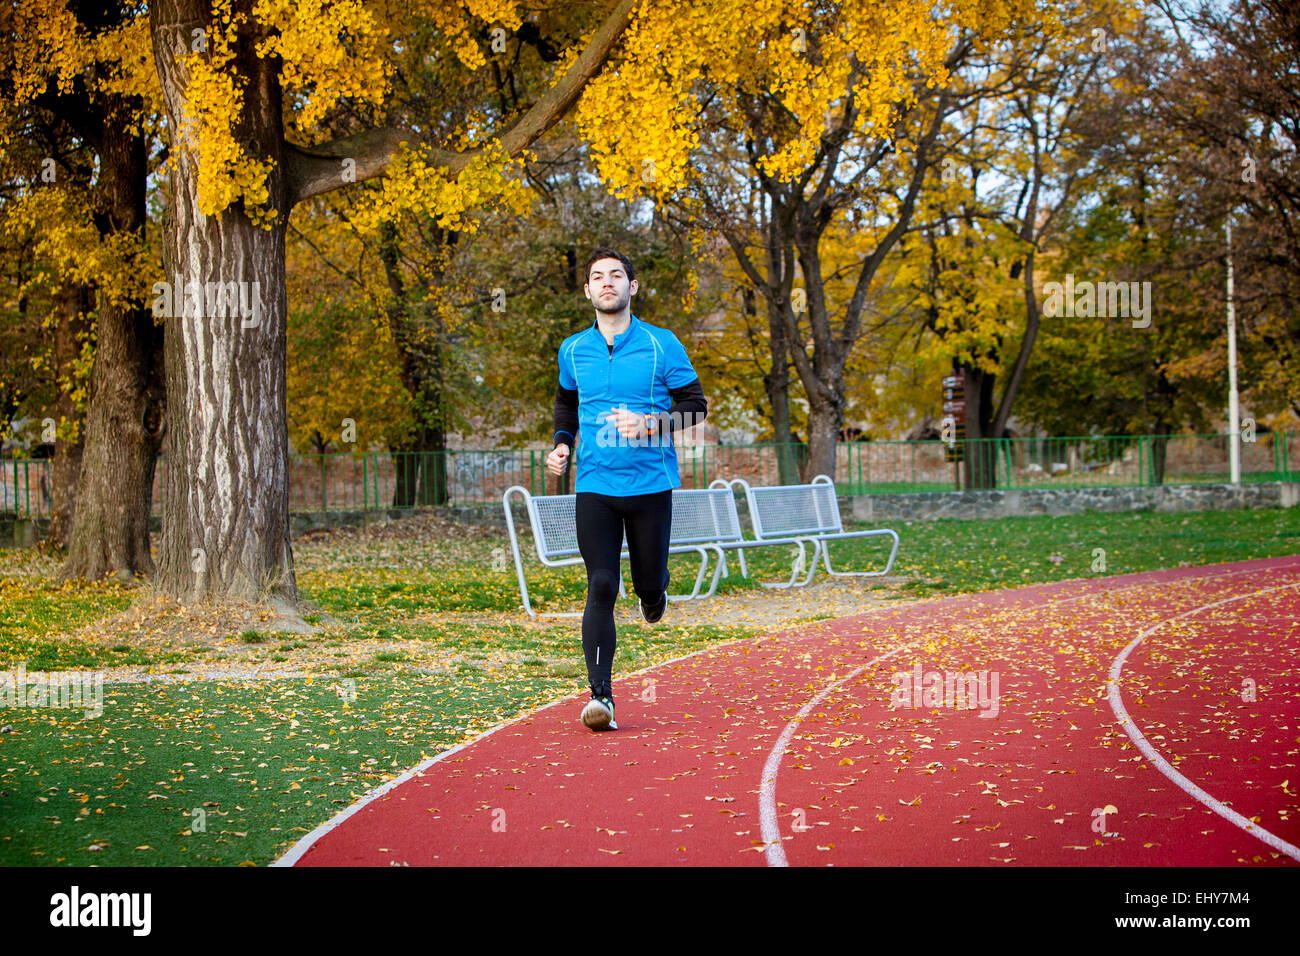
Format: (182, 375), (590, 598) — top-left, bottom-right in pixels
(585, 247), (635, 284)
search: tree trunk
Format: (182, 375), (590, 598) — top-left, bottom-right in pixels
(378, 221), (450, 507)
(58, 92), (164, 578)
(150, 0), (297, 605)
(392, 451), (415, 507)
(802, 400), (842, 483)
(420, 446), (448, 504)
(990, 248), (1043, 441)
(47, 283), (94, 550)
(58, 300), (164, 578)
(788, 232), (846, 485)
(1151, 424), (1169, 486)
(760, 293), (798, 484)
(391, 432), (448, 507)
(961, 362), (999, 490)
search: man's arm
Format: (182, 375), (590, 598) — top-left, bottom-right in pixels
(553, 384), (578, 450)
(648, 378), (707, 437)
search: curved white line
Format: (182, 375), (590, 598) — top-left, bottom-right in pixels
(271, 695), (572, 867)
(759, 645), (915, 866)
(1107, 581), (1300, 862)
(272, 630), (759, 866)
(758, 560), (1300, 866)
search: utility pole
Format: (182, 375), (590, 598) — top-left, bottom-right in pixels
(1226, 219), (1240, 484)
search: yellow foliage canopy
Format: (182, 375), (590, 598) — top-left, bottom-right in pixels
(573, 0), (1033, 200)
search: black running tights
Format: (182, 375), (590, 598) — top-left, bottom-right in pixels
(574, 489), (672, 698)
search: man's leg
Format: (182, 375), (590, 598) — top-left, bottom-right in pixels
(624, 489), (673, 609)
(575, 491), (625, 701)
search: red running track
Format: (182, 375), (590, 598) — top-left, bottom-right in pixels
(280, 556), (1300, 867)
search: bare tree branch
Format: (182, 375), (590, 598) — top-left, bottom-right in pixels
(285, 0), (640, 206)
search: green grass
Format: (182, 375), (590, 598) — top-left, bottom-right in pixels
(1, 504), (1297, 865)
(878, 506), (1300, 598)
(0, 578), (141, 671)
(0, 621), (742, 866)
(0, 676), (553, 865)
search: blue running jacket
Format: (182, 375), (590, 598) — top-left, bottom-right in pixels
(555, 314), (701, 496)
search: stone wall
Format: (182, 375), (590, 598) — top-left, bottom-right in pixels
(287, 506), (507, 535)
(847, 481), (1299, 523)
(0, 506), (506, 548)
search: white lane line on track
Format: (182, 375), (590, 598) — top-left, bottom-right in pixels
(271, 695), (572, 867)
(271, 633), (757, 866)
(277, 557), (1297, 867)
(758, 643), (917, 867)
(758, 560), (1300, 867)
(1107, 581), (1300, 862)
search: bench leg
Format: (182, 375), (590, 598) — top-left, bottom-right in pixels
(666, 547), (710, 602)
(717, 548), (749, 583)
(503, 487), (591, 619)
(503, 487), (539, 618)
(726, 551), (751, 583)
(756, 539), (813, 589)
(797, 540), (819, 586)
(820, 531), (900, 578)
(703, 546), (726, 598)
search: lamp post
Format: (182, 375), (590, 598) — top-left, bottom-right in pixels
(1226, 219), (1240, 484)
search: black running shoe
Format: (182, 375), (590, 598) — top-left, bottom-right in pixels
(581, 694), (617, 731)
(640, 591), (667, 624)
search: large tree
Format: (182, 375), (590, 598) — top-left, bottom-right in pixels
(1151, 0), (1300, 427)
(578, 0), (1037, 482)
(1, 1), (163, 562)
(901, 0), (1124, 487)
(143, 0), (637, 608)
(1011, 0), (1299, 480)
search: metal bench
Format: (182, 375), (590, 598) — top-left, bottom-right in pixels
(696, 477), (826, 589)
(717, 473), (899, 584)
(502, 484), (814, 618)
(503, 486), (713, 619)
(673, 484), (816, 591)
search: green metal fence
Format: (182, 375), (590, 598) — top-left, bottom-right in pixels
(2, 433), (1295, 518)
(3, 455), (49, 520)
(670, 433), (1296, 496)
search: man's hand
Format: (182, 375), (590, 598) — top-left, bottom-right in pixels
(545, 443), (570, 477)
(604, 407), (650, 440)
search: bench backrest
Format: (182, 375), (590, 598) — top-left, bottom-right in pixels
(525, 487), (745, 560)
(746, 474), (844, 539)
(669, 487), (746, 547)
(529, 494), (587, 558)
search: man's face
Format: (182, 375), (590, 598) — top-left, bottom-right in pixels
(585, 258), (638, 314)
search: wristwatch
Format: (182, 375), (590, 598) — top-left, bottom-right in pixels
(643, 413), (658, 435)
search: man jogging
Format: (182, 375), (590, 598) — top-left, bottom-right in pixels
(546, 247), (708, 731)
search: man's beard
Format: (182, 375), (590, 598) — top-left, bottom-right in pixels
(595, 291), (628, 314)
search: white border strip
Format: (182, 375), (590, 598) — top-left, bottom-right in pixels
(1107, 581), (1300, 862)
(757, 560), (1300, 866)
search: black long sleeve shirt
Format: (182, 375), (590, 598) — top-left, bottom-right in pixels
(552, 377), (708, 450)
